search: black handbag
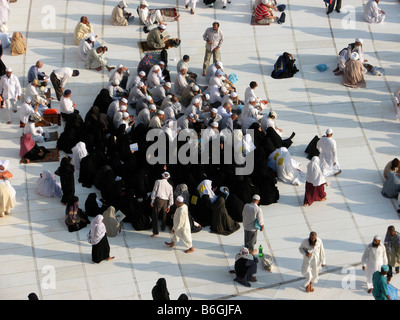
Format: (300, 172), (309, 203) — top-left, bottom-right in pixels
(277, 12), (286, 24)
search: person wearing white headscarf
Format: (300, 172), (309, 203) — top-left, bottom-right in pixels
(197, 179), (218, 204)
(165, 196), (194, 253)
(273, 147), (304, 186)
(303, 156), (327, 206)
(363, 0), (385, 24)
(36, 170), (62, 198)
(342, 51), (367, 88)
(71, 141), (88, 170)
(317, 128), (341, 177)
(362, 235), (388, 293)
(89, 214), (115, 263)
(229, 247), (259, 287)
(334, 38), (366, 75)
(102, 206), (121, 237)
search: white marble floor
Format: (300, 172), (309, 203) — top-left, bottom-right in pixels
(1, 0), (400, 300)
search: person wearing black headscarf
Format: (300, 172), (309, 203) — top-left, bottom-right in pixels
(210, 193), (240, 236)
(55, 156), (75, 205)
(152, 278), (170, 300)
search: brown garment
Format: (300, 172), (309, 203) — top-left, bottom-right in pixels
(342, 59), (366, 88)
(10, 32), (27, 56)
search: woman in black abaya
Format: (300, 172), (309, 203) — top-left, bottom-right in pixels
(55, 156), (75, 205)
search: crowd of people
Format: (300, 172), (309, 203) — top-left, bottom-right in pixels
(0, 0), (399, 300)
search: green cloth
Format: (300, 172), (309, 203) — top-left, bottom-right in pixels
(372, 271), (389, 300)
(146, 28), (165, 50)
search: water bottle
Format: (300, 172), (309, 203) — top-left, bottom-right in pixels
(258, 245), (263, 257)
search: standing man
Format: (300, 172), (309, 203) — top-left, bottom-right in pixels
(202, 22), (224, 77)
(384, 226), (400, 275)
(242, 194), (264, 255)
(362, 235), (388, 293)
(150, 172), (174, 237)
(60, 89), (79, 122)
(317, 128), (341, 177)
(50, 67), (79, 101)
(298, 231), (326, 293)
(165, 196), (194, 253)
(0, 67), (21, 124)
(372, 265), (392, 300)
(326, 0), (342, 15)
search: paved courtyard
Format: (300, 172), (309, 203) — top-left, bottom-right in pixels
(1, 0), (400, 300)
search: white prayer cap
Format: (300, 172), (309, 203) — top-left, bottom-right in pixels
(164, 82), (172, 88)
(159, 24), (167, 30)
(192, 85), (200, 91)
(252, 194), (261, 201)
(123, 112), (129, 118)
(89, 36), (96, 42)
(211, 121), (219, 128)
(117, 64), (124, 69)
(230, 92), (238, 98)
(158, 110), (164, 115)
(350, 52), (359, 61)
(140, 0), (148, 6)
(120, 105), (128, 111)
(25, 96), (32, 103)
(326, 128), (333, 135)
(145, 95), (153, 101)
(193, 97), (202, 105)
(139, 71), (146, 76)
(153, 65), (160, 71)
(355, 38), (363, 44)
(188, 113), (195, 119)
(221, 86), (228, 93)
(211, 108), (218, 114)
(262, 0), (268, 4)
(121, 98), (128, 104)
(165, 119), (174, 128)
(176, 196), (184, 203)
(149, 104), (157, 110)
(119, 0), (129, 7)
(374, 235), (381, 240)
(158, 61), (165, 65)
(137, 81), (145, 87)
(248, 97), (256, 102)
(162, 171), (170, 178)
(113, 79), (120, 86)
(269, 110), (278, 118)
(6, 67), (12, 72)
(204, 93), (210, 100)
(215, 69), (224, 76)
(215, 61), (223, 68)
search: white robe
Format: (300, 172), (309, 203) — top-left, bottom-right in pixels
(71, 142), (88, 170)
(316, 136), (340, 176)
(361, 243), (388, 289)
(298, 238), (326, 287)
(363, 0), (385, 24)
(275, 149), (304, 186)
(0, 0), (10, 26)
(197, 179), (217, 203)
(171, 204), (192, 248)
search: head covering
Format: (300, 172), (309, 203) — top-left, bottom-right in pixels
(32, 79), (41, 86)
(215, 69), (224, 76)
(326, 128), (333, 135)
(211, 108), (218, 114)
(374, 235), (381, 241)
(221, 86), (228, 93)
(89, 35), (96, 42)
(248, 97), (256, 102)
(162, 172), (170, 179)
(230, 92), (238, 98)
(123, 112), (129, 118)
(149, 104), (157, 111)
(252, 194), (260, 201)
(204, 93), (210, 100)
(90, 214), (106, 245)
(159, 24), (166, 30)
(192, 85), (200, 92)
(71, 142), (88, 170)
(145, 95), (153, 101)
(137, 81), (145, 88)
(188, 113), (195, 119)
(119, 0), (129, 7)
(306, 156), (326, 187)
(176, 196), (184, 203)
(36, 170), (63, 198)
(158, 61), (165, 66)
(20, 133), (35, 158)
(6, 67), (12, 72)
(120, 104), (128, 111)
(102, 206), (120, 237)
(193, 97), (201, 105)
(269, 111), (277, 118)
(139, 71), (146, 77)
(73, 70), (80, 76)
(355, 38), (363, 44)
(211, 121), (219, 128)
(350, 52), (359, 61)
(158, 110), (164, 115)
(140, 0), (148, 6)
(113, 79), (120, 86)
(381, 265), (390, 272)
(215, 61), (223, 68)
(235, 247), (254, 262)
(164, 82), (172, 88)
(25, 96), (32, 103)
(152, 278), (170, 300)
(121, 98), (128, 104)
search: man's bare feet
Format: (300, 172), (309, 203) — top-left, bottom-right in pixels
(165, 241), (175, 248)
(151, 233), (158, 238)
(107, 257), (115, 261)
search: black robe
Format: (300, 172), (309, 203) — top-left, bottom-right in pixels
(210, 196), (240, 236)
(55, 157), (75, 205)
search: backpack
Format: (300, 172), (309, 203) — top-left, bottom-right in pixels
(262, 254), (274, 272)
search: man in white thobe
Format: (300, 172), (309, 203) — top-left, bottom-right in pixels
(363, 0), (385, 24)
(85, 46), (114, 72)
(362, 235), (388, 293)
(138, 0), (162, 30)
(0, 67), (21, 124)
(299, 232), (326, 293)
(316, 128), (341, 177)
(174, 67), (189, 96)
(78, 36), (95, 61)
(165, 196), (194, 253)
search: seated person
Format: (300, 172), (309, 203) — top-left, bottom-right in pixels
(20, 133), (49, 163)
(65, 196), (90, 232)
(254, 0), (278, 25)
(146, 24), (168, 50)
(342, 52), (366, 88)
(24, 114), (46, 143)
(74, 16), (96, 45)
(79, 36), (95, 61)
(111, 0), (133, 26)
(363, 0), (385, 24)
(138, 0), (180, 32)
(60, 89), (79, 121)
(271, 52), (299, 79)
(384, 158), (400, 180)
(85, 46), (114, 72)
(229, 247), (259, 287)
(10, 32), (27, 56)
